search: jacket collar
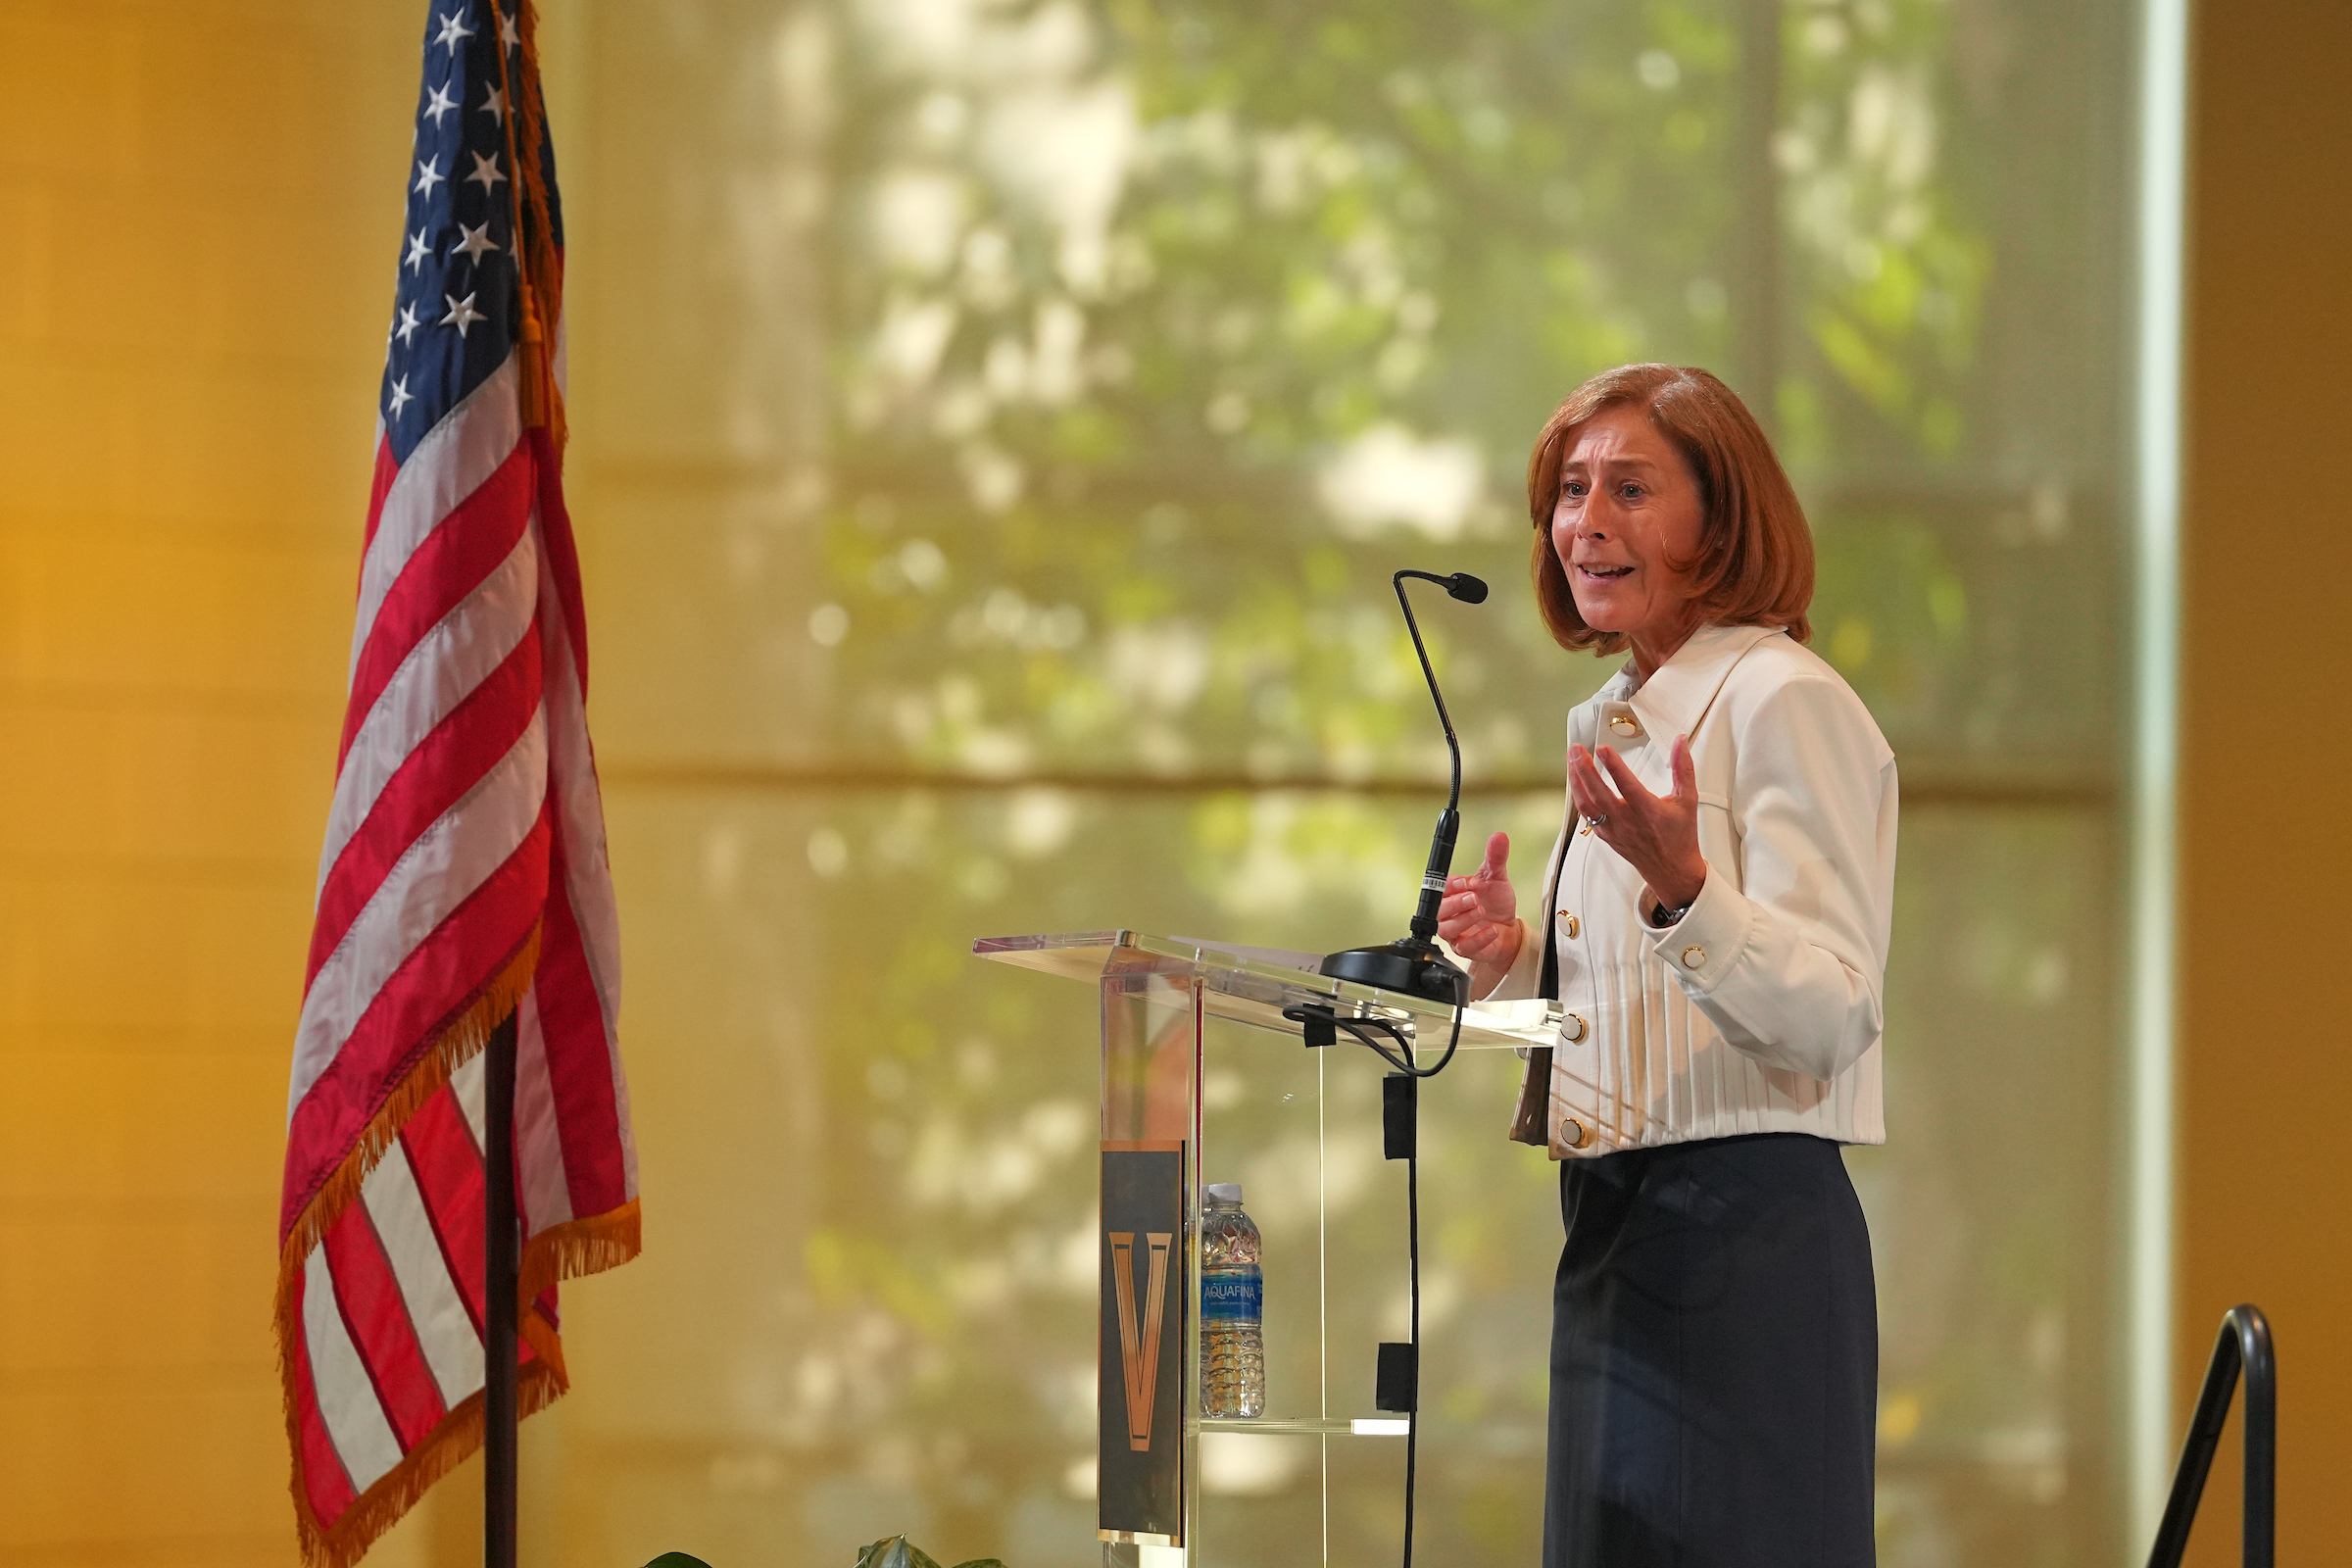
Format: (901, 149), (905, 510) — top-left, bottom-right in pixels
(1596, 622), (1784, 745)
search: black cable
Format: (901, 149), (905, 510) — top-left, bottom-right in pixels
(1281, 1002), (1465, 1079)
(1282, 998), (1458, 1568)
(1403, 1142), (1421, 1568)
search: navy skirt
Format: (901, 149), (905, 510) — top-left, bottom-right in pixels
(1544, 1134), (1878, 1568)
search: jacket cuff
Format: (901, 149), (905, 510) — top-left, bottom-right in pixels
(1642, 869), (1752, 993)
(1477, 918), (1543, 1003)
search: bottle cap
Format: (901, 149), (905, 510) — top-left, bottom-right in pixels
(1205, 1183), (1242, 1205)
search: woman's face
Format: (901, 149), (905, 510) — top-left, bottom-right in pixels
(1549, 406), (1706, 646)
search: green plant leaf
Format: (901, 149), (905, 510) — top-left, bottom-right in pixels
(852, 1539), (947, 1568)
(951, 1559), (1010, 1567)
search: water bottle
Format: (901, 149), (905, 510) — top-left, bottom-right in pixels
(1200, 1182), (1264, 1418)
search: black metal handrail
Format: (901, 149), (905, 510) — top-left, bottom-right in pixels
(2146, 1304), (2275, 1568)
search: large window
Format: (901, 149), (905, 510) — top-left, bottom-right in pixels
(526, 0), (2147, 1561)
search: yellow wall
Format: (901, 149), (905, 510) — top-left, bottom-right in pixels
(0, 4), (420, 1563)
(2179, 0), (2352, 1561)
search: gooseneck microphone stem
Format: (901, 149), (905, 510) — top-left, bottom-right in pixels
(1316, 566), (1486, 1005)
(1392, 571), (1464, 809)
(1393, 571), (1465, 942)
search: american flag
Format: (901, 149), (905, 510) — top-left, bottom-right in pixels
(274, 6), (637, 1564)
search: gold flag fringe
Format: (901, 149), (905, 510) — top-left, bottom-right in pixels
(284, 1200), (644, 1568)
(272, 921), (640, 1568)
(282, 1200), (645, 1568)
(290, 1329), (566, 1568)
(276, 926), (542, 1285)
(274, 925), (538, 1567)
(519, 1198), (644, 1309)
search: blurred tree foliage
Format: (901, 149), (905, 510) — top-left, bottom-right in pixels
(813, 0), (2010, 789)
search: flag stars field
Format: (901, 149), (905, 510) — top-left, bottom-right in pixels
(379, 4), (538, 441)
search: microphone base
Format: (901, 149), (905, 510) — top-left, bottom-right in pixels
(1319, 939), (1468, 1006)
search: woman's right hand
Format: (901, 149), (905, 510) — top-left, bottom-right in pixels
(1438, 831), (1522, 996)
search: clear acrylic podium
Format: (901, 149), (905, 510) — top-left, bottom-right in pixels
(972, 931), (1561, 1566)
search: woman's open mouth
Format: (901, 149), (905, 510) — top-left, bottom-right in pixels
(1577, 563), (1635, 580)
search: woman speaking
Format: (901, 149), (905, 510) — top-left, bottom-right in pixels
(1438, 364), (1895, 1567)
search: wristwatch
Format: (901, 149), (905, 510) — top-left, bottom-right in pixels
(1648, 897), (1693, 928)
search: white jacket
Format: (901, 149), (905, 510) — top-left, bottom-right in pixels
(1483, 622), (1897, 1157)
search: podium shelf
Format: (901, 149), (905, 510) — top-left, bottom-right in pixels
(1197, 1416), (1408, 1437)
(971, 929), (1559, 1054)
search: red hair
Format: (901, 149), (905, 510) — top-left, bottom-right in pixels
(1525, 364), (1814, 653)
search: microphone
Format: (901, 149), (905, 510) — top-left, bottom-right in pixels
(1319, 569), (1490, 1005)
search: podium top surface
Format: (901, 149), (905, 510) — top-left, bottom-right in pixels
(971, 930), (1560, 1053)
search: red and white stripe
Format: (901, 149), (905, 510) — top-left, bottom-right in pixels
(279, 343), (635, 1549)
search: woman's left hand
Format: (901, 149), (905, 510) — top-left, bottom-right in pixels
(1569, 733), (1709, 910)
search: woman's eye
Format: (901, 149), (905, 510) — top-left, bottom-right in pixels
(1619, 482), (1645, 501)
(1561, 481), (1587, 498)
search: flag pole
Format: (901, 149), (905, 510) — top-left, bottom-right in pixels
(483, 12), (539, 1564)
(484, 1008), (520, 1568)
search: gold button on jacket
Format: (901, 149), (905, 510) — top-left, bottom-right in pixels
(1600, 699), (1643, 741)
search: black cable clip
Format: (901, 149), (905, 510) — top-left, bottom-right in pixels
(1383, 1073), (1417, 1160)
(1376, 1342), (1419, 1413)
